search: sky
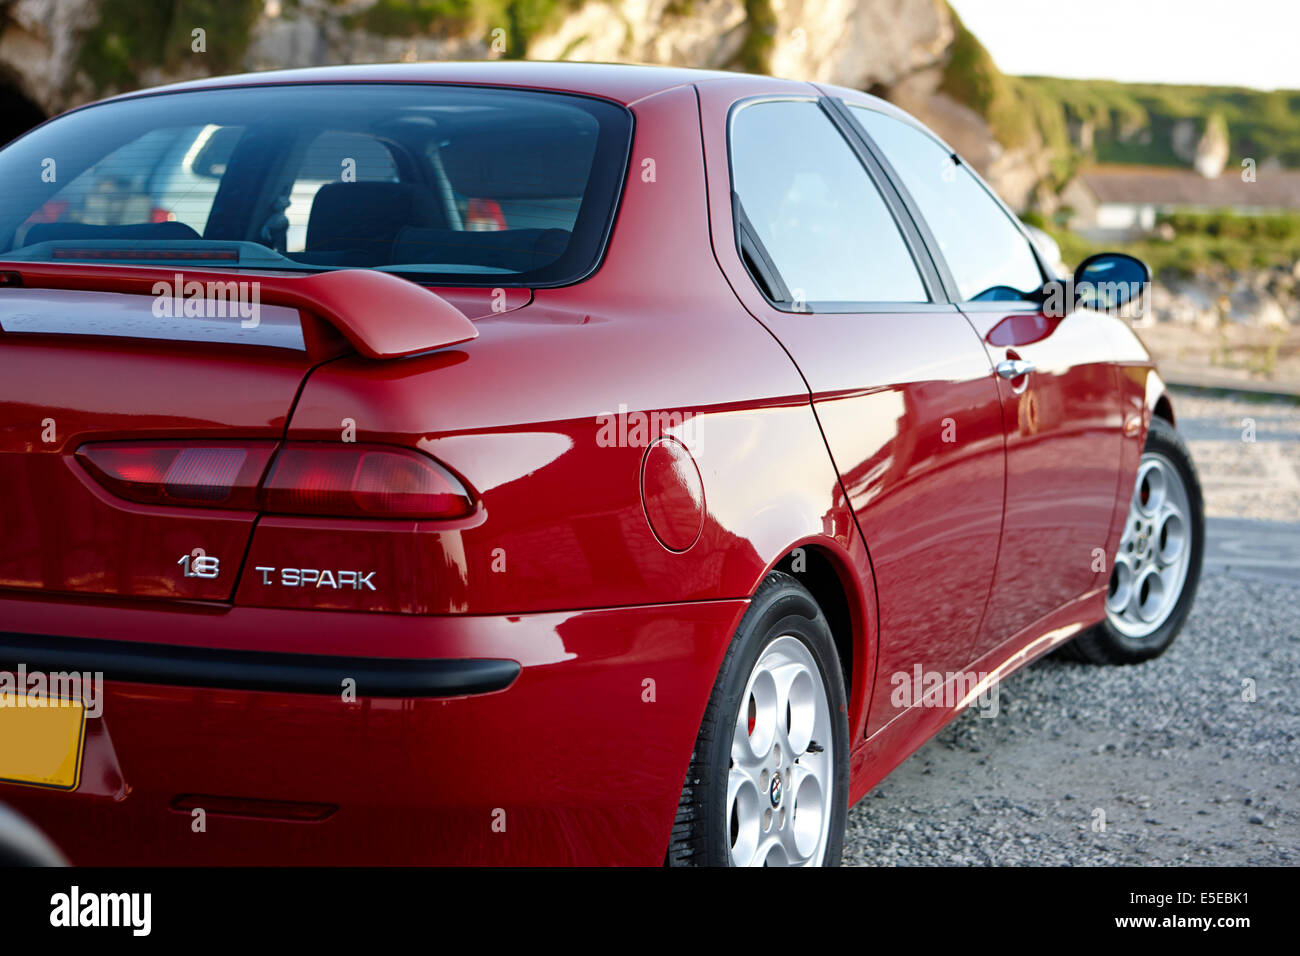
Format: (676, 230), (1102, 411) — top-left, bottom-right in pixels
(947, 0), (1300, 91)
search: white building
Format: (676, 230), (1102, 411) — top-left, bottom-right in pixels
(1063, 164), (1300, 241)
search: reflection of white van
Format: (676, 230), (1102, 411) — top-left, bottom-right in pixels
(31, 124), (237, 237)
(149, 124), (233, 233)
(30, 125), (390, 249)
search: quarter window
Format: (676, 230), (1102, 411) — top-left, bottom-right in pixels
(849, 106), (1043, 302)
(730, 100), (927, 307)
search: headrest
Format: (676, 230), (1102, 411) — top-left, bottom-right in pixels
(305, 182), (446, 261)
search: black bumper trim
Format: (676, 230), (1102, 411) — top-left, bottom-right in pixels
(0, 632), (520, 698)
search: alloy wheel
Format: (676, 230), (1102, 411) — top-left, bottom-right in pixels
(1106, 451), (1194, 639)
(727, 635), (834, 866)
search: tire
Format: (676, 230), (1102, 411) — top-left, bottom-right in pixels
(666, 571), (849, 866)
(1063, 416), (1204, 664)
(0, 803), (66, 866)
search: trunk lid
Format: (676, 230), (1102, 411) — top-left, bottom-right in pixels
(0, 265), (482, 602)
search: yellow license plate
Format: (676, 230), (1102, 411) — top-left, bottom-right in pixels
(0, 699), (86, 790)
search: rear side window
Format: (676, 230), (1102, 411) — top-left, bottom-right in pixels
(848, 106), (1043, 302)
(729, 99), (927, 309)
(0, 84), (632, 285)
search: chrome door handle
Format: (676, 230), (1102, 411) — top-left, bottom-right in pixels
(995, 358), (1035, 379)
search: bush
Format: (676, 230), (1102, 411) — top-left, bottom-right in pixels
(1158, 210), (1300, 243)
(1048, 224), (1300, 280)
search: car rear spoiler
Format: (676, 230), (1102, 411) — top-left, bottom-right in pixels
(0, 261), (479, 359)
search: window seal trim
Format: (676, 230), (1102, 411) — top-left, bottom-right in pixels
(824, 97), (963, 303)
(794, 301), (962, 315)
(816, 97), (947, 302)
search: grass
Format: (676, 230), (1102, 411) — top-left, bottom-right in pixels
(344, 0), (584, 56)
(937, 6), (1082, 188)
(1017, 76), (1300, 169)
(733, 0), (777, 75)
(78, 0), (263, 92)
(75, 0), (588, 85)
(936, 3), (1299, 199)
(940, 6), (1035, 150)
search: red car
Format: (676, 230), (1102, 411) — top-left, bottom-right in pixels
(0, 62), (1202, 866)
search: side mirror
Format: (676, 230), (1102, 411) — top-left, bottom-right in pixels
(1073, 252), (1151, 315)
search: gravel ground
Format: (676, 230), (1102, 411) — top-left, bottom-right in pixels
(1173, 389), (1300, 522)
(844, 389), (1300, 866)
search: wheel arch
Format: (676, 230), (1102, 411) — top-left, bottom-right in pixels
(1153, 392), (1175, 426)
(763, 536), (877, 743)
(1147, 368), (1176, 428)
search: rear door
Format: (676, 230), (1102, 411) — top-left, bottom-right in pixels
(700, 82), (1006, 738)
(844, 104), (1124, 658)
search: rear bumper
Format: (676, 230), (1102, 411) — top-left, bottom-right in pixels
(0, 632), (521, 697)
(0, 593), (746, 865)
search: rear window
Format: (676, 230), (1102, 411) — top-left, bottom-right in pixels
(0, 84), (632, 286)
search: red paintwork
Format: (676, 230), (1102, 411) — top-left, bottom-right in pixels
(0, 63), (1169, 865)
(0, 594), (748, 864)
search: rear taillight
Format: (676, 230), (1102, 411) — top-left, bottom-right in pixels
(262, 445), (473, 518)
(78, 442), (275, 509)
(76, 442), (473, 519)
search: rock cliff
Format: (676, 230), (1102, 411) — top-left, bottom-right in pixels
(0, 0), (1050, 207)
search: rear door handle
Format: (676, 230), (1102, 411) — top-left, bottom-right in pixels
(995, 358), (1035, 379)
